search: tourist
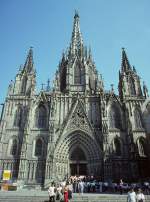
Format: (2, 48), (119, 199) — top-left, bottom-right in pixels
(68, 181), (73, 200)
(99, 181), (102, 193)
(144, 181), (149, 195)
(136, 188), (145, 202)
(119, 179), (124, 194)
(56, 184), (63, 201)
(48, 182), (56, 202)
(78, 180), (84, 195)
(127, 188), (136, 202)
(64, 184), (69, 202)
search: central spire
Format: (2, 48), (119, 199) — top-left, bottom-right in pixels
(121, 48), (131, 72)
(69, 11), (84, 57)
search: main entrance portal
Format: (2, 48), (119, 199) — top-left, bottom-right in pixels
(70, 163), (87, 175)
(69, 147), (87, 176)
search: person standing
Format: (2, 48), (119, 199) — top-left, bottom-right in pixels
(68, 182), (73, 200)
(48, 182), (56, 202)
(119, 179), (123, 194)
(136, 188), (145, 202)
(56, 184), (63, 201)
(78, 180), (84, 195)
(64, 184), (69, 202)
(127, 188), (136, 202)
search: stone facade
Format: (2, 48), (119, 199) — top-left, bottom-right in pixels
(0, 12), (150, 186)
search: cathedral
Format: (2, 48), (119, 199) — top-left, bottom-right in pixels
(0, 12), (150, 187)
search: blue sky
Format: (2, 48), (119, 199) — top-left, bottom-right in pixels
(0, 0), (150, 105)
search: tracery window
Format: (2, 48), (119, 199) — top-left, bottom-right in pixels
(10, 139), (18, 155)
(109, 104), (122, 130)
(35, 104), (47, 128)
(74, 65), (81, 84)
(14, 106), (22, 127)
(134, 109), (143, 129)
(130, 78), (136, 95)
(35, 138), (43, 157)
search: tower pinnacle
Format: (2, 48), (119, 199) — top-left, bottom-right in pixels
(121, 48), (131, 73)
(69, 11), (83, 57)
(24, 47), (34, 73)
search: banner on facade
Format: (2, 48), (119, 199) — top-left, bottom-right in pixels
(3, 170), (11, 180)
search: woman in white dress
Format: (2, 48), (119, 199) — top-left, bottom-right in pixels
(136, 188), (145, 202)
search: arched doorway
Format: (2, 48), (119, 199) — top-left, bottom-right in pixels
(69, 147), (87, 175)
(53, 131), (103, 180)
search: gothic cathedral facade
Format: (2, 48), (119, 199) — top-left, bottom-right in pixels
(0, 12), (150, 186)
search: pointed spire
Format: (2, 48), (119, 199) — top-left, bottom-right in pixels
(88, 46), (92, 60)
(121, 48), (131, 73)
(133, 65), (137, 73)
(24, 47), (34, 73)
(69, 11), (84, 57)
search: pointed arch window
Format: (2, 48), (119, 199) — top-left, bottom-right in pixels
(35, 104), (47, 128)
(35, 138), (43, 156)
(134, 109), (143, 129)
(137, 138), (147, 157)
(14, 106), (22, 127)
(109, 104), (122, 130)
(130, 78), (136, 95)
(10, 139), (18, 156)
(114, 137), (121, 156)
(21, 76), (27, 94)
(60, 66), (66, 92)
(74, 65), (81, 84)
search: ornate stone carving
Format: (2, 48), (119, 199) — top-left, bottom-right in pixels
(66, 104), (91, 133)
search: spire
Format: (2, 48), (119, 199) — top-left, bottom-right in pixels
(121, 48), (131, 73)
(88, 46), (92, 60)
(23, 47), (34, 73)
(69, 11), (84, 57)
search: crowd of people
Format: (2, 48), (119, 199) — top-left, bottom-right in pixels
(48, 175), (150, 202)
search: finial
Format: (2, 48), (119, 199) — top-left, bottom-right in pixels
(19, 64), (23, 71)
(143, 81), (149, 98)
(122, 47), (125, 51)
(111, 84), (114, 92)
(46, 79), (51, 91)
(74, 10), (79, 18)
(41, 83), (45, 91)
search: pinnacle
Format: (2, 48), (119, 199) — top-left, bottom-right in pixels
(24, 47), (34, 73)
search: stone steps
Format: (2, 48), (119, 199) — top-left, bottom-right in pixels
(0, 193), (150, 202)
